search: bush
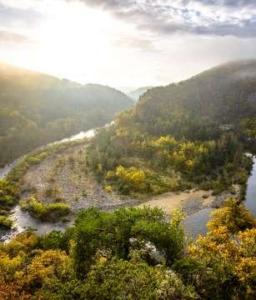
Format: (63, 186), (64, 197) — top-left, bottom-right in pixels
(106, 165), (180, 196)
(20, 197), (70, 222)
(207, 198), (256, 233)
(0, 215), (13, 229)
(0, 180), (18, 208)
(73, 207), (185, 277)
(80, 258), (197, 300)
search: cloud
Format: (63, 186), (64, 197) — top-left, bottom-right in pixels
(0, 2), (42, 27)
(0, 30), (32, 45)
(73, 0), (256, 38)
(184, 0), (256, 7)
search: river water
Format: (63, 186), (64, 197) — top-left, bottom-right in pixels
(1, 131), (256, 241)
(183, 156), (256, 238)
(183, 208), (214, 238)
(244, 156), (256, 216)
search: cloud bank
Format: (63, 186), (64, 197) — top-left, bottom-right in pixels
(0, 2), (41, 27)
(75, 0), (256, 38)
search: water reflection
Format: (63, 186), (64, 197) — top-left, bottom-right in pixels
(183, 208), (213, 239)
(244, 156), (256, 216)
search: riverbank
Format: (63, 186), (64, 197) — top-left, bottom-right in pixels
(0, 122), (253, 242)
(138, 187), (240, 238)
(138, 187), (240, 216)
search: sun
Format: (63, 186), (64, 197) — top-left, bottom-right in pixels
(0, 0), (117, 83)
(0, 0), (158, 87)
(35, 1), (114, 82)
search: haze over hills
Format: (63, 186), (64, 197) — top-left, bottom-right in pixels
(2, 0), (256, 297)
(0, 63), (133, 166)
(128, 86), (154, 101)
(134, 60), (256, 139)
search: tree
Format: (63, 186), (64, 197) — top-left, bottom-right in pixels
(207, 198), (256, 234)
(79, 258), (197, 300)
(73, 207), (184, 278)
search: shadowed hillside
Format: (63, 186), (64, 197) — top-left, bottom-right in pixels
(0, 63), (133, 166)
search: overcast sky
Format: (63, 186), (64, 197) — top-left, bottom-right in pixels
(0, 0), (256, 90)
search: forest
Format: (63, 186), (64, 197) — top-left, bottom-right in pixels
(1, 200), (256, 299)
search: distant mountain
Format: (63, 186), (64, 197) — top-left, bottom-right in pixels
(0, 63), (133, 166)
(135, 60), (256, 139)
(128, 86), (154, 101)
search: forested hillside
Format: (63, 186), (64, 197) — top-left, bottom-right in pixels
(135, 60), (256, 139)
(0, 63), (132, 166)
(87, 61), (256, 196)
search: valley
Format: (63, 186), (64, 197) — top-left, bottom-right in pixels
(0, 122), (253, 242)
(2, 0), (256, 297)
(2, 61), (256, 299)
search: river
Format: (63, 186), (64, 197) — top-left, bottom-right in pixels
(1, 131), (256, 241)
(183, 155), (256, 238)
(244, 156), (256, 215)
(0, 129), (97, 180)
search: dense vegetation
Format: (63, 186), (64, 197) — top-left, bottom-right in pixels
(87, 61), (256, 197)
(0, 63), (132, 167)
(0, 179), (18, 228)
(1, 202), (256, 299)
(134, 60), (256, 139)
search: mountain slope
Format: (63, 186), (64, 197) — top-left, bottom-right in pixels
(87, 61), (256, 196)
(0, 63), (133, 166)
(135, 60), (256, 139)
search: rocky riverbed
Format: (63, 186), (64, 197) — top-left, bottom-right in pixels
(20, 143), (136, 212)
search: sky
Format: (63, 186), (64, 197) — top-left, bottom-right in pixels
(0, 0), (256, 90)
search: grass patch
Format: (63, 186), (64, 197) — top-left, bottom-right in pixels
(0, 215), (13, 229)
(20, 197), (70, 222)
(0, 179), (19, 213)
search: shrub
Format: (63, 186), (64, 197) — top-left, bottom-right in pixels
(80, 258), (197, 300)
(0, 215), (13, 229)
(106, 165), (180, 196)
(0, 180), (18, 208)
(20, 197), (70, 222)
(207, 198), (256, 233)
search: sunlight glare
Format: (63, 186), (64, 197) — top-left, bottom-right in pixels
(36, 1), (114, 82)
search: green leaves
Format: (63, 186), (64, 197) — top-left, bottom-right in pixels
(73, 207), (184, 278)
(20, 197), (70, 222)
